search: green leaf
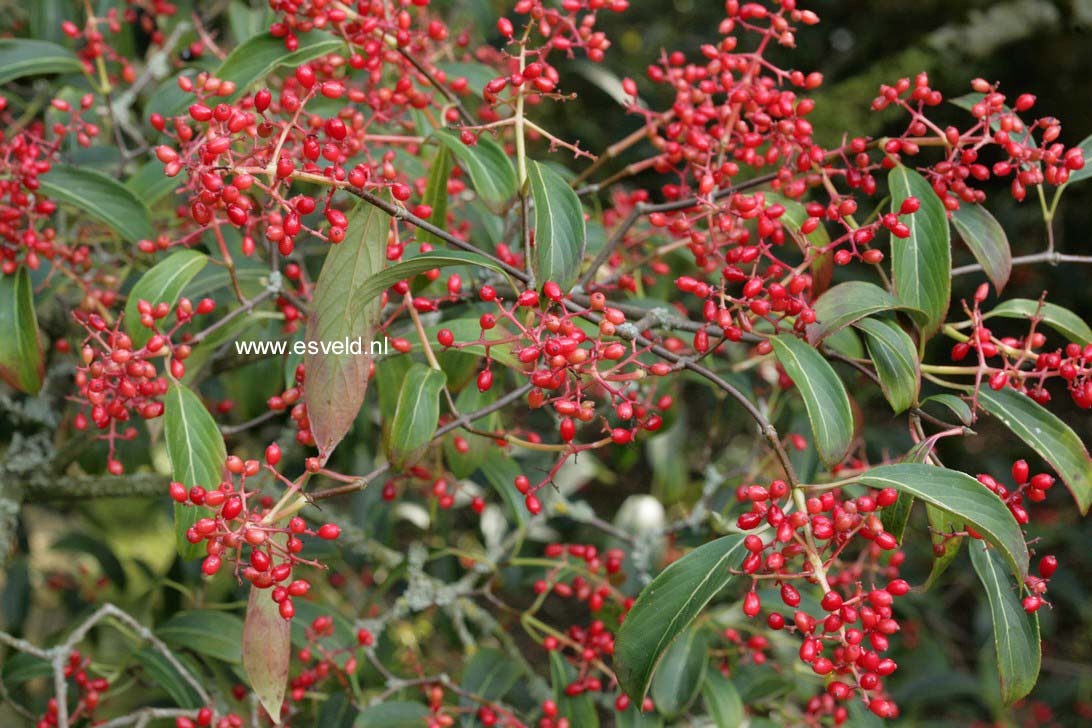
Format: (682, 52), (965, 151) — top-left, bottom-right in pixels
(616, 708), (665, 728)
(806, 281), (917, 343)
(387, 364), (446, 469)
(126, 159), (181, 206)
(354, 701), (430, 728)
(460, 648), (521, 724)
(134, 647), (203, 708)
(445, 385), (497, 478)
(39, 164), (154, 244)
(164, 382), (226, 560)
(923, 504), (963, 590)
(921, 393), (973, 426)
(210, 31), (344, 104)
(0, 38), (82, 85)
(317, 693), (358, 728)
(2, 652), (52, 686)
(702, 671), (745, 728)
(158, 610), (245, 664)
(125, 250), (209, 348)
(766, 193), (832, 295)
(433, 130), (518, 214)
(888, 165), (951, 340)
(419, 145), (453, 246)
(480, 451), (530, 527)
(850, 463), (1028, 580)
(550, 651), (600, 728)
(951, 203), (1011, 292)
(984, 298), (1092, 347)
(243, 578), (290, 723)
(0, 267), (44, 394)
(614, 535), (747, 701)
(969, 542), (1041, 705)
(855, 317), (920, 413)
(649, 627), (708, 718)
(769, 334), (854, 469)
(527, 159), (586, 292)
(352, 250), (515, 317)
(304, 201), (390, 461)
(974, 386), (1092, 514)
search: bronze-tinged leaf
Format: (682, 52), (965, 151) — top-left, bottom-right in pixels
(243, 580), (290, 723)
(303, 201), (390, 462)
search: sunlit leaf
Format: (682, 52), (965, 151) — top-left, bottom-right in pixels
(889, 165), (951, 340)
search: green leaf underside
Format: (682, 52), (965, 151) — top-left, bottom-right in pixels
(157, 610), (244, 663)
(125, 250), (209, 348)
(702, 670), (745, 727)
(419, 145), (453, 247)
(950, 203), (1012, 292)
(550, 651), (600, 728)
(650, 627), (708, 718)
(433, 130), (518, 214)
(769, 334), (854, 468)
(387, 364), (447, 469)
(924, 504), (963, 590)
(243, 576), (291, 723)
(134, 648), (203, 708)
(0, 267), (44, 394)
(921, 393), (973, 426)
(527, 159), (587, 292)
(855, 317), (920, 413)
(969, 542), (1041, 705)
(614, 535), (747, 700)
(352, 251), (514, 317)
(164, 382), (226, 560)
(39, 164), (154, 244)
(984, 298), (1092, 347)
(851, 463), (1028, 580)
(354, 701), (430, 727)
(304, 202), (390, 460)
(806, 281), (920, 343)
(0, 38), (83, 85)
(207, 31), (345, 105)
(973, 386), (1092, 514)
(888, 165), (951, 340)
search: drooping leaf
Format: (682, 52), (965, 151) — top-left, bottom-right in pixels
(433, 129), (518, 214)
(969, 542), (1041, 705)
(806, 281), (918, 343)
(702, 670), (745, 728)
(354, 701), (430, 727)
(0, 38), (82, 85)
(921, 393), (973, 426)
(480, 451), (530, 527)
(923, 504), (963, 590)
(157, 610), (244, 664)
(527, 159), (586, 292)
(769, 334), (854, 469)
(855, 317), (920, 413)
(125, 250), (209, 348)
(387, 364), (447, 469)
(164, 382), (226, 560)
(615, 535), (747, 701)
(550, 651), (600, 728)
(39, 164), (154, 244)
(207, 31), (344, 105)
(304, 201), (390, 461)
(951, 203), (1012, 292)
(851, 463), (1028, 580)
(984, 298), (1092, 347)
(134, 647), (203, 708)
(419, 145), (453, 246)
(888, 165), (951, 340)
(649, 627), (708, 718)
(243, 578), (291, 723)
(974, 386), (1092, 514)
(0, 267), (44, 394)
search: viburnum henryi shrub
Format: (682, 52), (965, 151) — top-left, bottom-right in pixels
(1, 1), (1090, 726)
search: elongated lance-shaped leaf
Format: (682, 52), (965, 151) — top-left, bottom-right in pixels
(433, 129), (518, 214)
(769, 334), (854, 468)
(888, 165), (951, 340)
(855, 317), (920, 413)
(418, 145), (453, 247)
(352, 251), (515, 317)
(649, 627), (708, 719)
(851, 463), (1028, 580)
(969, 542), (1041, 706)
(951, 203), (1012, 292)
(164, 382), (226, 560)
(243, 557), (291, 723)
(983, 298), (1092, 347)
(974, 386), (1092, 514)
(614, 535), (747, 701)
(528, 159), (587, 292)
(39, 164), (154, 244)
(304, 201), (390, 462)
(702, 671), (745, 728)
(125, 250), (209, 348)
(387, 364), (447, 469)
(0, 38), (82, 85)
(806, 281), (920, 343)
(0, 267), (44, 394)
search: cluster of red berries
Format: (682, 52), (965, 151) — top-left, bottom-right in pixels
(34, 651), (108, 728)
(169, 452), (341, 621)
